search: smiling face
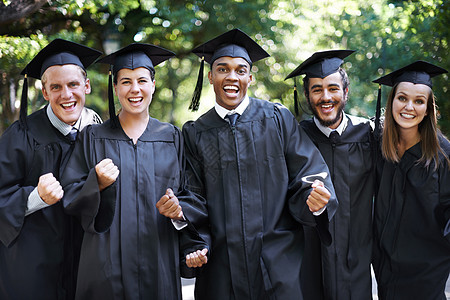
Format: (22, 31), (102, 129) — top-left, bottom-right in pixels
(41, 64), (90, 126)
(208, 56), (253, 110)
(306, 71), (348, 129)
(392, 81), (430, 132)
(114, 67), (155, 118)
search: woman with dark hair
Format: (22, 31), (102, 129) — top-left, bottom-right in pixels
(61, 43), (208, 300)
(372, 61), (450, 300)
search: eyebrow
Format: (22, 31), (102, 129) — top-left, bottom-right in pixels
(215, 62), (249, 68)
(119, 76), (149, 81)
(396, 91), (427, 99)
(311, 83), (341, 89)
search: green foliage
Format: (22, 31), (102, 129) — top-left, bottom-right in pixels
(0, 0), (448, 135)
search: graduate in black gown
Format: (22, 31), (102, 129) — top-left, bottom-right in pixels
(285, 50), (376, 300)
(0, 39), (102, 300)
(60, 43), (208, 300)
(372, 61), (450, 300)
(183, 29), (338, 300)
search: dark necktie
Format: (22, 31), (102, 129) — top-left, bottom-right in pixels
(67, 128), (78, 142)
(225, 113), (239, 126)
(329, 130), (340, 144)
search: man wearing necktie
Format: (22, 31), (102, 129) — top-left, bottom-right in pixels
(286, 50), (376, 300)
(0, 39), (102, 300)
(182, 29), (338, 300)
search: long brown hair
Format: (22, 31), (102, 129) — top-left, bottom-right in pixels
(382, 83), (449, 170)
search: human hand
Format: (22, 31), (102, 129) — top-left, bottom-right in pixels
(186, 248), (208, 268)
(156, 188), (183, 220)
(95, 158), (119, 191)
(37, 173), (64, 205)
(306, 180), (330, 212)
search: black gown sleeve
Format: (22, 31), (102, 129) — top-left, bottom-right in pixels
(274, 105), (338, 245)
(179, 122), (213, 277)
(61, 125), (116, 233)
(438, 137), (450, 239)
(169, 126), (210, 277)
(0, 124), (33, 246)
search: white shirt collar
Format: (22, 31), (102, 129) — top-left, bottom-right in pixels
(46, 104), (81, 136)
(214, 95), (250, 120)
(313, 112), (348, 138)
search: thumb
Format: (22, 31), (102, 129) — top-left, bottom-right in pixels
(311, 180), (324, 188)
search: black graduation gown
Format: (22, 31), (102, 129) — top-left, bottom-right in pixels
(373, 138), (450, 300)
(300, 116), (375, 300)
(61, 117), (204, 300)
(182, 98), (338, 300)
(0, 107), (82, 300)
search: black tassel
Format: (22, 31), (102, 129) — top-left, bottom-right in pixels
(19, 74), (28, 129)
(374, 84), (382, 141)
(108, 68), (119, 128)
(189, 57), (204, 111)
(293, 78), (299, 116)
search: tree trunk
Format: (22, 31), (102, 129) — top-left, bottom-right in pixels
(0, 0), (47, 25)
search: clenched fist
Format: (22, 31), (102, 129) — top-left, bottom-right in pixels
(95, 158), (120, 191)
(37, 173), (64, 205)
(156, 188), (183, 220)
(306, 180), (331, 213)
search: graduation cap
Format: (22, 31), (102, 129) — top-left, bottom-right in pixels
(19, 39), (102, 128)
(373, 60), (447, 88)
(284, 50), (355, 116)
(189, 28), (270, 111)
(96, 43), (175, 128)
(372, 60), (448, 141)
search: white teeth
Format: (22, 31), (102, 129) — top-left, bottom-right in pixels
(129, 98), (142, 102)
(321, 104), (332, 108)
(401, 113), (415, 119)
(61, 103), (75, 107)
(224, 86), (239, 91)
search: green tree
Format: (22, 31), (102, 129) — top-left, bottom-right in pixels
(0, 0), (448, 134)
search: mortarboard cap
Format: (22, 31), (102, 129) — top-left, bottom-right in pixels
(285, 49), (355, 80)
(19, 39), (102, 128)
(372, 60), (447, 88)
(372, 60), (448, 143)
(284, 49), (355, 116)
(96, 43), (175, 128)
(96, 43), (175, 77)
(189, 28), (270, 111)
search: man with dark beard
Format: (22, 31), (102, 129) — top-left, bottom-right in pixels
(285, 50), (376, 300)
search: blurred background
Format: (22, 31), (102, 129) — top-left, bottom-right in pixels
(0, 0), (448, 135)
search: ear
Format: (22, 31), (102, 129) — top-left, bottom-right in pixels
(84, 78), (91, 95)
(248, 73), (253, 86)
(152, 79), (156, 95)
(208, 71), (213, 84)
(344, 87), (349, 101)
(42, 87), (50, 101)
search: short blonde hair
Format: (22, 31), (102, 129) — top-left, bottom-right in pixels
(41, 64), (87, 89)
